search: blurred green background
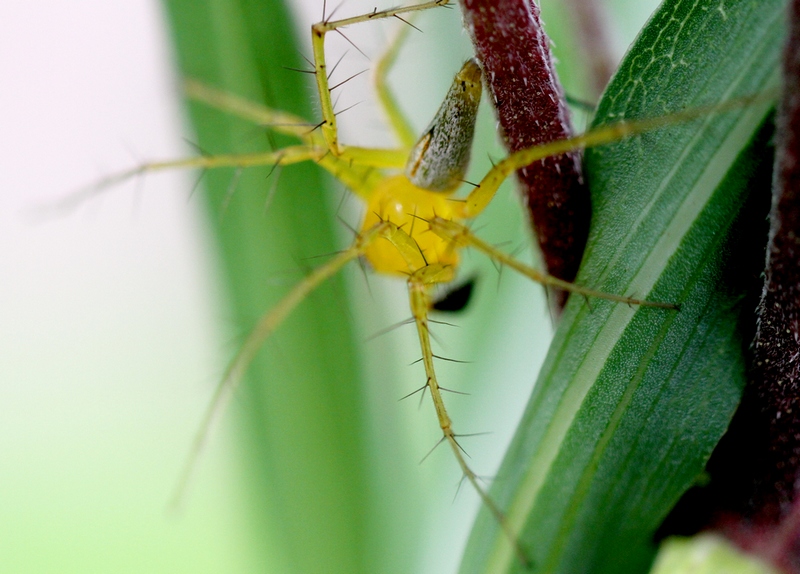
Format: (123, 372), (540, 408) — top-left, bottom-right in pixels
(1, 0), (658, 572)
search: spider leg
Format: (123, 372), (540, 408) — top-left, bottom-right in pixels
(310, 0), (449, 164)
(430, 217), (679, 309)
(456, 94), (772, 220)
(171, 219), (395, 508)
(407, 265), (532, 569)
(47, 146), (325, 214)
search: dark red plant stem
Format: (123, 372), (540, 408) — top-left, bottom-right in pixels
(693, 1), (800, 571)
(459, 0), (588, 309)
(747, 0), (800, 521)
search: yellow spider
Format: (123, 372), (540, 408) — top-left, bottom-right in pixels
(164, 2), (681, 563)
(55, 0), (725, 564)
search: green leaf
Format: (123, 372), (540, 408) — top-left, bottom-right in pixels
(160, 1), (377, 572)
(460, 0), (784, 572)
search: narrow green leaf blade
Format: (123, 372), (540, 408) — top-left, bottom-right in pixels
(160, 1), (376, 572)
(461, 0), (784, 572)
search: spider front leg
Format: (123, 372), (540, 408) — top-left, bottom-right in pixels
(309, 0), (449, 162)
(455, 99), (767, 220)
